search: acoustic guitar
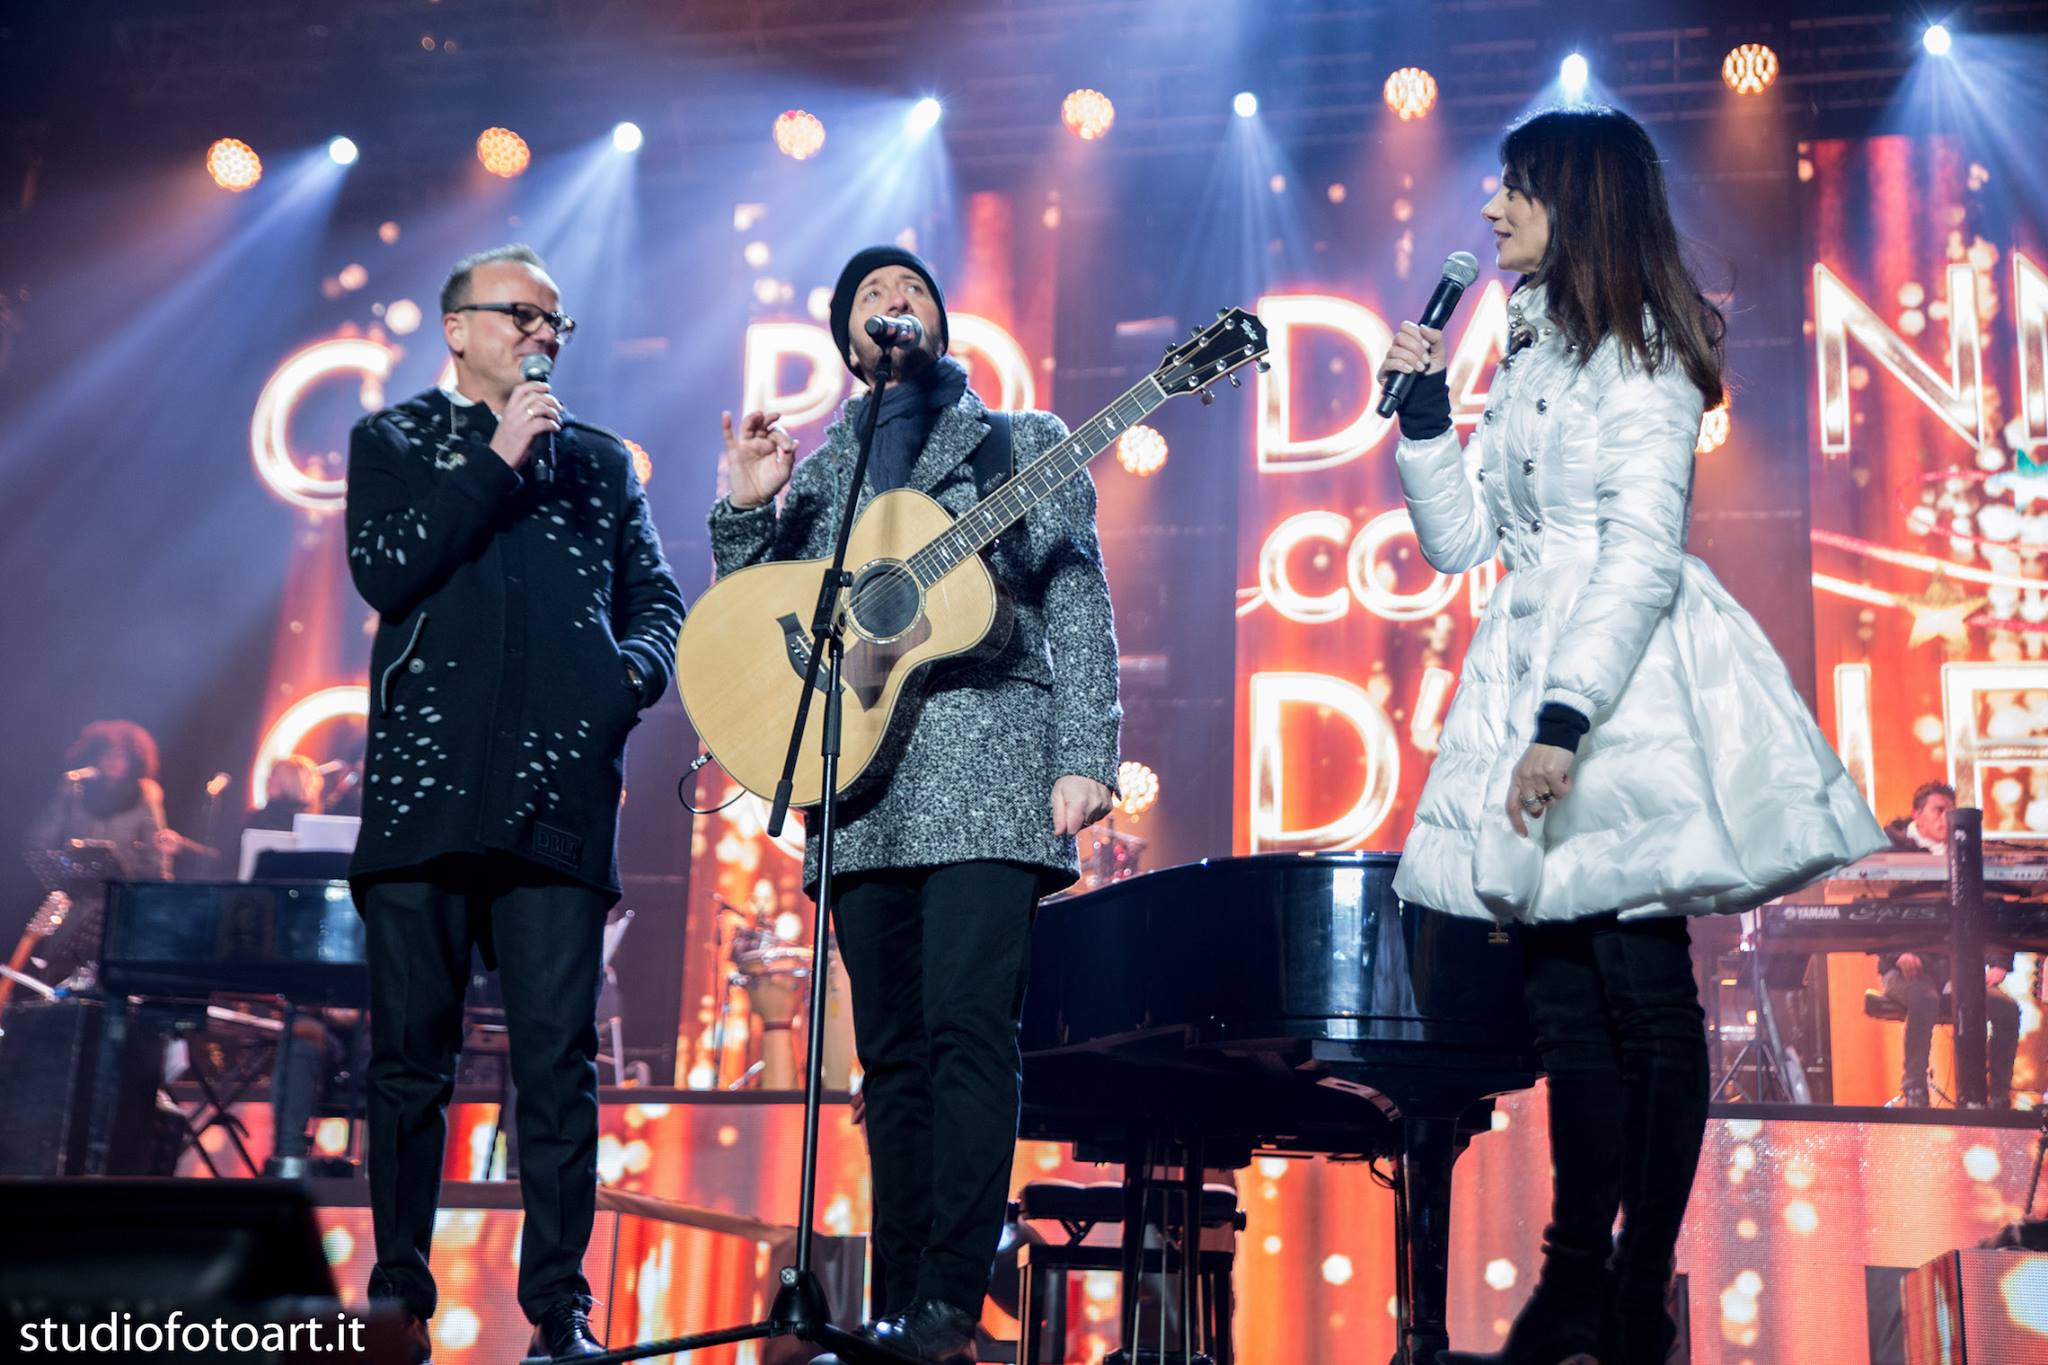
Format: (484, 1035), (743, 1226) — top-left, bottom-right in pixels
(677, 306), (1270, 807)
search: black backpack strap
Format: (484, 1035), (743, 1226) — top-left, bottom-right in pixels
(972, 410), (1013, 498)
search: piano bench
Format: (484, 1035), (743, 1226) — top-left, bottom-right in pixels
(1014, 1240), (1235, 1365)
(1017, 1178), (1245, 1243)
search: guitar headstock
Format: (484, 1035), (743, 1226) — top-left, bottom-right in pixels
(1155, 307), (1270, 402)
(29, 890), (70, 938)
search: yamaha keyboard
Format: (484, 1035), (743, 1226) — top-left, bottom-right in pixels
(1757, 850), (2048, 955)
(1756, 899), (2048, 955)
(1020, 852), (1536, 1365)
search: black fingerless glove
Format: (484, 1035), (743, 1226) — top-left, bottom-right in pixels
(1534, 702), (1591, 754)
(1396, 368), (1453, 441)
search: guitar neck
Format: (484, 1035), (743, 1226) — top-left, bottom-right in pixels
(907, 377), (1169, 583)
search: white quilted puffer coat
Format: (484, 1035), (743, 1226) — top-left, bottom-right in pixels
(1391, 286), (1885, 923)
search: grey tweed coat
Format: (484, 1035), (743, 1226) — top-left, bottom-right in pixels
(707, 385), (1122, 894)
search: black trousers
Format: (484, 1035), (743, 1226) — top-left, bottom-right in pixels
(1884, 966), (2020, 1102)
(832, 860), (1040, 1320)
(362, 855), (611, 1323)
(1518, 913), (1711, 1291)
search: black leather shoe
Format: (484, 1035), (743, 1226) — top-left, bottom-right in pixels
(863, 1297), (977, 1364)
(529, 1301), (606, 1359)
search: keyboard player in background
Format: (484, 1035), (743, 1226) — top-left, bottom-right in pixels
(1877, 781), (2020, 1107)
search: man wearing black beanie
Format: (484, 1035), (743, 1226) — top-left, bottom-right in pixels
(708, 246), (1122, 1363)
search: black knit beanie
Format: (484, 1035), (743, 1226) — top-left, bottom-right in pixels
(829, 245), (949, 375)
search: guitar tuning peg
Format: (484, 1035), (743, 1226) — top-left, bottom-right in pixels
(1200, 388), (1215, 406)
(1228, 373), (1242, 388)
(1255, 360), (1272, 373)
(1216, 307), (1228, 318)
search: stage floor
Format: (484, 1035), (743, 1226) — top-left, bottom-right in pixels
(162, 1090), (2046, 1365)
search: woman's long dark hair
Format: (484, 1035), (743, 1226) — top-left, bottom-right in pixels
(1500, 106), (1725, 406)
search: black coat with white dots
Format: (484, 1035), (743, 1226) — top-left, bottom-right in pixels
(344, 387), (684, 900)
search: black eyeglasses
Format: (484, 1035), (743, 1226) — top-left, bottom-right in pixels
(454, 301), (577, 342)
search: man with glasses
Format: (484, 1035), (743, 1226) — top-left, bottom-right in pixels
(345, 243), (683, 1361)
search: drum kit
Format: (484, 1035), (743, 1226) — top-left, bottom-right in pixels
(708, 893), (853, 1091)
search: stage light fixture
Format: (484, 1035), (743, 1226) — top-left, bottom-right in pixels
(1696, 398), (1731, 454)
(206, 138), (263, 192)
(1061, 88), (1116, 141)
(1923, 24), (1953, 56)
(476, 127), (531, 178)
(1383, 67), (1438, 121)
(1116, 760), (1160, 817)
(908, 98), (943, 135)
(1560, 52), (1590, 99)
(623, 438), (653, 485)
(773, 109), (826, 161)
(1116, 424), (1168, 477)
(327, 136), (359, 167)
(612, 121), (643, 153)
(1233, 91), (1259, 118)
(1721, 44), (1780, 95)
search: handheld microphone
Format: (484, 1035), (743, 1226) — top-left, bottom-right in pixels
(864, 314), (924, 350)
(64, 767), (100, 783)
(205, 772), (232, 797)
(519, 352), (557, 475)
(1377, 251), (1481, 418)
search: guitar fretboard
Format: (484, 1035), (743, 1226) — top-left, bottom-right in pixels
(908, 378), (1169, 583)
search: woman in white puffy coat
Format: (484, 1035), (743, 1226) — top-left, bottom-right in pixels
(1382, 108), (1885, 1365)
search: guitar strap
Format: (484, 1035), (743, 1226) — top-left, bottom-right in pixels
(972, 411), (1014, 554)
(972, 410), (1013, 496)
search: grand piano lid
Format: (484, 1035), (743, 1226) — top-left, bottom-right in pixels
(1026, 849), (1530, 1054)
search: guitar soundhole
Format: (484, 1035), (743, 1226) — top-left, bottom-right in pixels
(847, 559), (923, 643)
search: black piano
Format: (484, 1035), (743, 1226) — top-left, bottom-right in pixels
(1020, 852), (1537, 1365)
(101, 879), (367, 1006)
(81, 880), (366, 1174)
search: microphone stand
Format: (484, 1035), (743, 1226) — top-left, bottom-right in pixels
(540, 350), (921, 1365)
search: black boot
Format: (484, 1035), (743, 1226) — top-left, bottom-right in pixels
(1599, 1275), (1678, 1365)
(1442, 1238), (1606, 1364)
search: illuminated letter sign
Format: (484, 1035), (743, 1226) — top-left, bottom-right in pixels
(251, 337), (397, 512)
(1248, 671), (1400, 851)
(1256, 294), (1396, 473)
(1814, 262), (1985, 454)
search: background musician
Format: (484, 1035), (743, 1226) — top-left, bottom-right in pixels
(1877, 781), (2020, 1107)
(24, 719), (175, 881)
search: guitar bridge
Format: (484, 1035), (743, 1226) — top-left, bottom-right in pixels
(778, 614), (841, 695)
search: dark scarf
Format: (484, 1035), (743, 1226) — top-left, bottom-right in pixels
(861, 356), (969, 492)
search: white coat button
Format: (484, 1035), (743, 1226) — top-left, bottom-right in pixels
(408, 658), (426, 674)
(1523, 458), (1535, 474)
(1536, 398), (1549, 413)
